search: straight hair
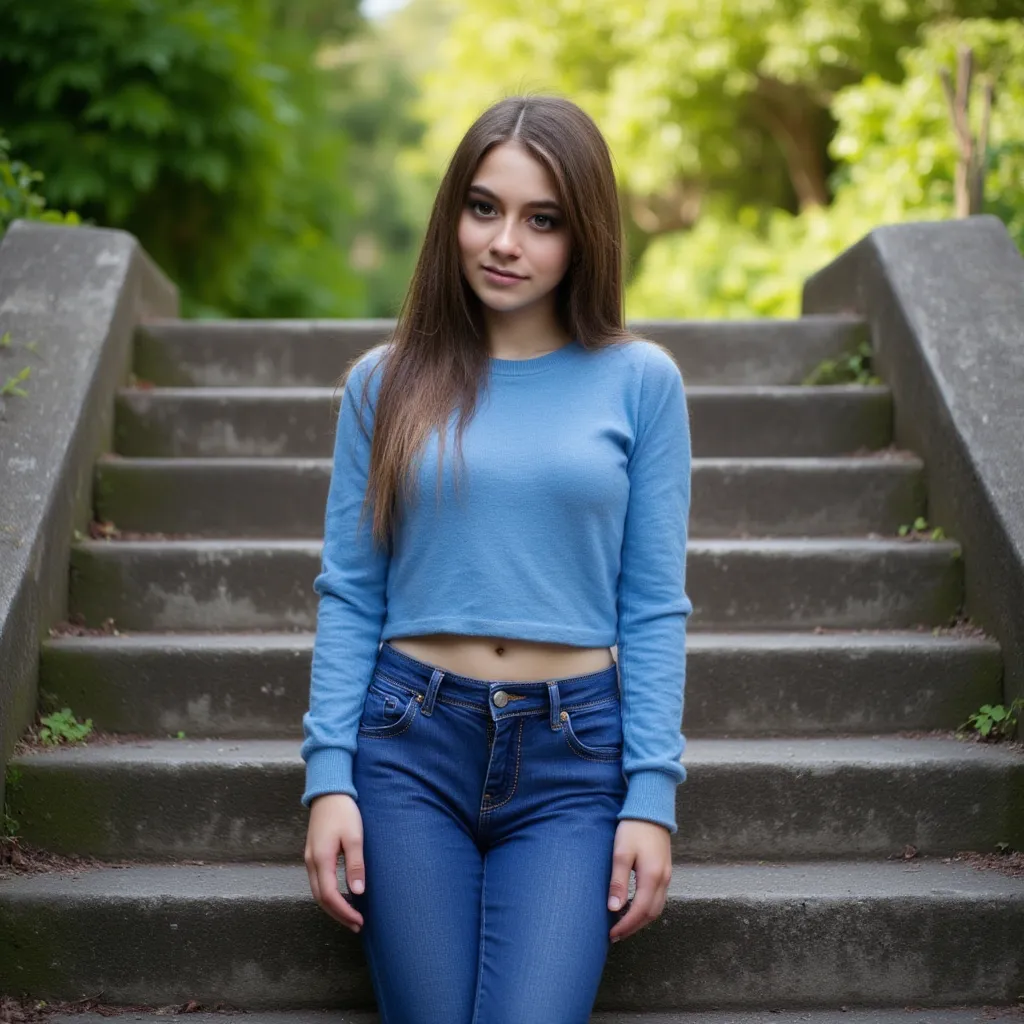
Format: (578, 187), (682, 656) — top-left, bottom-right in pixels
(342, 94), (637, 552)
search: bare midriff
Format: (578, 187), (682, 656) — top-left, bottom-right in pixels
(386, 633), (615, 682)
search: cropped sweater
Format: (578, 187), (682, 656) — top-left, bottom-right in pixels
(300, 336), (693, 833)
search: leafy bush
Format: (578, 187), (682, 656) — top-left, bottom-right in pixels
(0, 0), (366, 317)
(0, 132), (80, 237)
(625, 18), (1024, 318)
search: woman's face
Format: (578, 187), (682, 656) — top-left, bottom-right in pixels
(457, 141), (572, 318)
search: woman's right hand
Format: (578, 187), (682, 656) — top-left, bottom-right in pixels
(304, 793), (366, 933)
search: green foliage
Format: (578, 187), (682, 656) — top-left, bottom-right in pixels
(957, 698), (1024, 741)
(627, 18), (1024, 317)
(803, 341), (881, 385)
(0, 0), (367, 317)
(36, 707), (94, 746)
(0, 365), (31, 397)
(403, 1), (1024, 318)
(898, 517), (947, 540)
(318, 27), (434, 316)
(0, 131), (80, 237)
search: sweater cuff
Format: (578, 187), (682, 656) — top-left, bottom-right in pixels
(617, 769), (680, 834)
(301, 747), (357, 808)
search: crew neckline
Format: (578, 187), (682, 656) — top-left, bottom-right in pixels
(488, 338), (581, 376)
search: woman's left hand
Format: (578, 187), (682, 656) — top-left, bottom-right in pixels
(606, 818), (672, 943)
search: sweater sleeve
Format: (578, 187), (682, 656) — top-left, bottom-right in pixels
(615, 344), (693, 834)
(300, 346), (390, 808)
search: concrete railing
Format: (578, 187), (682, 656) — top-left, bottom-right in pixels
(0, 221), (178, 809)
(803, 214), (1024, 717)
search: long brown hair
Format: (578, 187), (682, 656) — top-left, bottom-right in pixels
(346, 94), (636, 552)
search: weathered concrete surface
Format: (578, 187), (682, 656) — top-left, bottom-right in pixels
(45, 1012), (1024, 1024)
(113, 385), (893, 458)
(803, 216), (1024, 712)
(2, 860), (1022, 1007)
(133, 315), (868, 388)
(93, 454), (925, 539)
(65, 538), (964, 632)
(11, 735), (1024, 858)
(0, 221), (177, 810)
(7, 736), (1022, 861)
(38, 631), (1002, 739)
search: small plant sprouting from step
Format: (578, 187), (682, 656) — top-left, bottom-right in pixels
(802, 341), (882, 386)
(897, 517), (946, 541)
(172, 731), (187, 740)
(956, 698), (1024, 742)
(1, 330), (44, 398)
(1, 365), (31, 397)
(36, 707), (94, 746)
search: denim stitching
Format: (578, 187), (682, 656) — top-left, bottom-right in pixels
(362, 925), (393, 1024)
(561, 713), (622, 763)
(357, 700), (420, 738)
(372, 670), (618, 716)
(470, 856), (488, 1024)
(478, 718), (523, 812)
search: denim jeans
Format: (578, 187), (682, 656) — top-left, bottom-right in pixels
(348, 639), (629, 1024)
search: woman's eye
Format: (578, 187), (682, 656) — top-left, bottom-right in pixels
(467, 201), (558, 230)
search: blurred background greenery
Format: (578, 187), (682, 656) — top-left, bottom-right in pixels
(1, 0), (1021, 320)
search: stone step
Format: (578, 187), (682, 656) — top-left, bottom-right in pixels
(43, 1013), (1024, 1024)
(113, 386), (893, 459)
(39, 632), (1002, 739)
(66, 538), (964, 632)
(94, 455), (926, 539)
(133, 315), (869, 389)
(2, 860), (1021, 1008)
(9, 737), (1022, 861)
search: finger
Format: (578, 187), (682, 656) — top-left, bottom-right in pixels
(344, 837), (366, 897)
(316, 853), (364, 930)
(607, 850), (633, 913)
(305, 854), (322, 904)
(609, 872), (660, 942)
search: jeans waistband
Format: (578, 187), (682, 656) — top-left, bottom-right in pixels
(375, 640), (620, 724)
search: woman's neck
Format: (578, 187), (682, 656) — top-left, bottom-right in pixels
(482, 304), (572, 360)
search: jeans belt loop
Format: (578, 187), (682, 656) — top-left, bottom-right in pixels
(421, 668), (444, 716)
(548, 680), (561, 731)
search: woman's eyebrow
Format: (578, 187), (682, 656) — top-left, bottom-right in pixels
(467, 183), (562, 213)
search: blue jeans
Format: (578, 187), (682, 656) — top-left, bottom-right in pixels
(348, 640), (629, 1024)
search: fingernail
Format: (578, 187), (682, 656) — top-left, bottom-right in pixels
(611, 936), (620, 943)
(352, 879), (364, 893)
(609, 896), (621, 911)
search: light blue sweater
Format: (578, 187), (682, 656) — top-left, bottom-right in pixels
(301, 336), (693, 833)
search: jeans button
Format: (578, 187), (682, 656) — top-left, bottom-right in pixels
(492, 690), (509, 708)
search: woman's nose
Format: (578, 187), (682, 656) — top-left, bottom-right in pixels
(489, 219), (521, 255)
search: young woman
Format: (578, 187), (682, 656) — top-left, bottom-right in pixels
(301, 94), (693, 1024)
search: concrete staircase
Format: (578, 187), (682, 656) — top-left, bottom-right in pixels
(2, 316), (1023, 1019)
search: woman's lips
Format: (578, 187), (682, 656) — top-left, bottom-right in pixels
(482, 266), (525, 285)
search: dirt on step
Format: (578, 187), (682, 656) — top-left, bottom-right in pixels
(1, 994), (245, 1022)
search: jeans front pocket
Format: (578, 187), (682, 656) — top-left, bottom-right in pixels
(560, 695), (623, 762)
(358, 671), (423, 739)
